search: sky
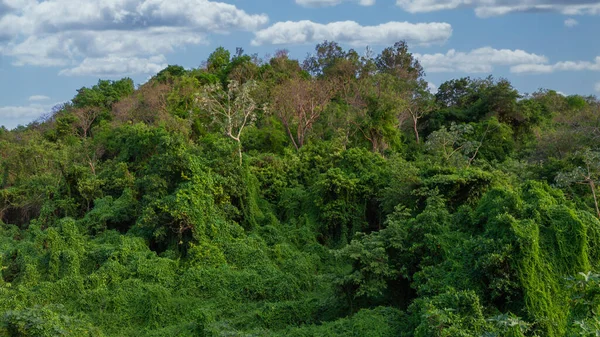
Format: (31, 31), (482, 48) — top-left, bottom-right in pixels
(1, 0), (600, 129)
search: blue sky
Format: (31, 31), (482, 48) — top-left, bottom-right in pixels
(1, 0), (599, 129)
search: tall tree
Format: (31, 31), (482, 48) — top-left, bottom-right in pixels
(376, 41), (424, 82)
(374, 41), (430, 144)
(196, 80), (258, 165)
(350, 74), (404, 153)
(435, 77), (477, 109)
(303, 40), (346, 77)
(72, 78), (134, 110)
(556, 149), (600, 219)
(272, 78), (335, 150)
(403, 80), (435, 144)
(72, 107), (101, 138)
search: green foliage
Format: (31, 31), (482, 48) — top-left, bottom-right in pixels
(2, 305), (101, 337)
(2, 40), (600, 337)
(270, 306), (403, 337)
(154, 65), (187, 84)
(426, 123), (478, 166)
(72, 78), (134, 114)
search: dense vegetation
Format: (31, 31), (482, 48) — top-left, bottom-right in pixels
(1, 41), (600, 336)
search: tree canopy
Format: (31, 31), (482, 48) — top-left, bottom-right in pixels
(1, 41), (599, 337)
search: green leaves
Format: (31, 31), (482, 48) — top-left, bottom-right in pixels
(425, 123), (478, 167)
(5, 41), (600, 337)
(2, 305), (100, 337)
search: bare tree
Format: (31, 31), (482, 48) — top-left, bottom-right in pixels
(272, 78), (334, 150)
(113, 83), (171, 125)
(72, 107), (101, 138)
(196, 80), (258, 165)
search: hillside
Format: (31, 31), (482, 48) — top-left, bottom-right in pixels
(1, 41), (600, 336)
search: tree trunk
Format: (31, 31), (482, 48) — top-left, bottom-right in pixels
(413, 117), (420, 144)
(588, 179), (600, 219)
(237, 140), (243, 166)
(371, 131), (379, 153)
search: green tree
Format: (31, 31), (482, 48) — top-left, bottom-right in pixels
(350, 73), (404, 153)
(404, 80), (434, 144)
(425, 123), (478, 167)
(376, 40), (424, 82)
(556, 149), (600, 219)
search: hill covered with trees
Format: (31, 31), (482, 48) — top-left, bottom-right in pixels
(1, 41), (600, 336)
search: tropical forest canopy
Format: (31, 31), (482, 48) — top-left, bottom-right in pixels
(1, 41), (600, 336)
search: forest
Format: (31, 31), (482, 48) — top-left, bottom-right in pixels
(1, 40), (600, 336)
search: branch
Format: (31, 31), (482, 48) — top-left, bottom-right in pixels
(467, 124), (495, 168)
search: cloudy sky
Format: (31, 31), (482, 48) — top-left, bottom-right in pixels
(1, 0), (599, 128)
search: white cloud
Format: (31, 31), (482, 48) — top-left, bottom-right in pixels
(414, 47), (548, 73)
(564, 18), (579, 27)
(0, 0), (268, 75)
(0, 103), (51, 129)
(296, 0), (375, 7)
(59, 55), (168, 77)
(510, 56), (600, 74)
(251, 20), (452, 47)
(595, 82), (600, 93)
(28, 95), (50, 101)
(396, 0), (600, 17)
(1, 0), (268, 35)
(5, 28), (205, 69)
(427, 82), (438, 94)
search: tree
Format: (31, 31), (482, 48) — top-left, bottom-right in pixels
(112, 82), (171, 125)
(485, 78), (520, 127)
(425, 123), (478, 166)
(375, 41), (424, 82)
(556, 149), (600, 219)
(196, 80), (258, 165)
(72, 107), (101, 138)
(272, 77), (334, 150)
(72, 78), (134, 110)
(155, 65), (187, 84)
(435, 77), (476, 109)
(206, 46), (231, 74)
(227, 49), (260, 84)
(263, 49), (306, 85)
(403, 80), (434, 144)
(373, 41), (429, 144)
(350, 74), (404, 153)
(303, 40), (346, 77)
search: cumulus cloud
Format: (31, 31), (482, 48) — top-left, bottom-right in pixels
(28, 95), (50, 101)
(5, 28), (205, 68)
(59, 55), (168, 77)
(414, 47), (548, 73)
(564, 18), (579, 27)
(0, 103), (52, 129)
(396, 0), (600, 17)
(296, 0), (375, 7)
(251, 20), (452, 46)
(510, 56), (600, 74)
(427, 82), (438, 94)
(0, 0), (268, 75)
